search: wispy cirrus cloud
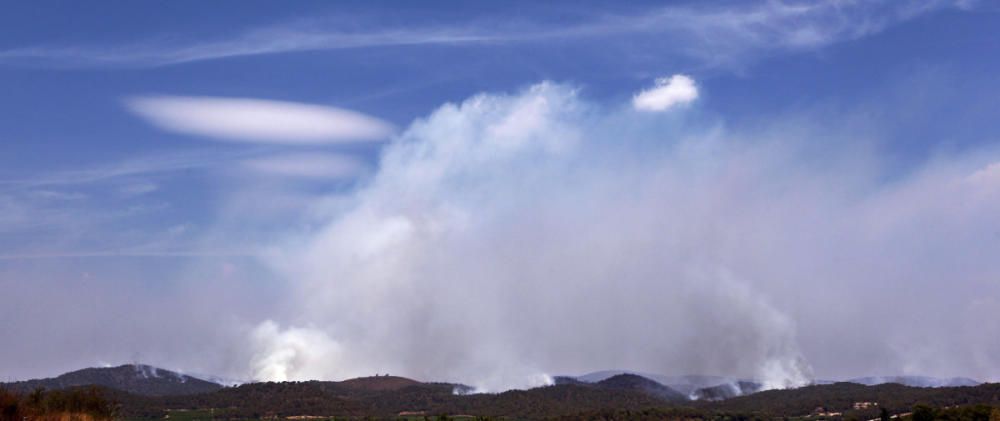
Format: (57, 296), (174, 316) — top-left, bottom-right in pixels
(0, 146), (369, 262)
(243, 153), (368, 179)
(0, 149), (239, 188)
(125, 96), (394, 144)
(0, 150), (242, 260)
(0, 1), (970, 69)
(118, 181), (159, 196)
(0, 249), (255, 261)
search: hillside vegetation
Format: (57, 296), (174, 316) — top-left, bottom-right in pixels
(4, 365), (221, 397)
(110, 378), (1000, 420)
(7, 366), (1000, 420)
(0, 386), (117, 421)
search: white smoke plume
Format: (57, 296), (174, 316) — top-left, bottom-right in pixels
(247, 81), (1000, 391)
(250, 321), (345, 382)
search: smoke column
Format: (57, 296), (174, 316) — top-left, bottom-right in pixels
(247, 82), (1000, 391)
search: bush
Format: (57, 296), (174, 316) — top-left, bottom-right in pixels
(0, 387), (117, 421)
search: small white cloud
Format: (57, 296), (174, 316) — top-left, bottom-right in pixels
(125, 96), (394, 144)
(243, 153), (367, 179)
(632, 74), (699, 112)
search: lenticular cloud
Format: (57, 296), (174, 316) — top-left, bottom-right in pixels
(249, 82), (1000, 391)
(126, 96), (394, 143)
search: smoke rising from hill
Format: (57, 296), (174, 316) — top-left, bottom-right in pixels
(245, 82), (1000, 391)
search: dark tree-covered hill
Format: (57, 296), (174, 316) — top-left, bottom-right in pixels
(1, 364), (222, 397)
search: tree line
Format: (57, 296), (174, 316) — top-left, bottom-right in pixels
(0, 386), (117, 421)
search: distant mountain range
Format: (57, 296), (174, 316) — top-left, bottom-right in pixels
(1, 364), (223, 396)
(570, 370), (763, 400)
(573, 370), (738, 396)
(567, 370), (983, 400)
(2, 364), (996, 419)
(0, 364), (984, 402)
(554, 373), (688, 402)
(846, 375), (981, 388)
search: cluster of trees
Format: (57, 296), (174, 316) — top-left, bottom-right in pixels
(0, 386), (117, 421)
(104, 380), (1000, 420)
(912, 404), (1000, 421)
(545, 407), (719, 421)
(704, 382), (1000, 418)
(553, 406), (1000, 421)
(113, 381), (668, 419)
(9, 376), (1000, 420)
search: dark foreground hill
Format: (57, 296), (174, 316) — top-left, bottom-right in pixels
(106, 377), (1000, 420)
(1, 364), (223, 396)
(111, 377), (672, 419)
(704, 381), (1000, 418)
(7, 366), (1000, 419)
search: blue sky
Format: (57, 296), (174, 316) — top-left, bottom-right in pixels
(2, 1), (1000, 387)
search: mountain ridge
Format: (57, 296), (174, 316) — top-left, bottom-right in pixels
(3, 364), (986, 401)
(1, 364), (223, 396)
(568, 370), (985, 401)
(847, 375), (981, 388)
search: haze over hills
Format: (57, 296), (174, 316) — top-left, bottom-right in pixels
(4, 365), (996, 420)
(568, 370), (983, 400)
(571, 371), (765, 401)
(2, 364), (985, 403)
(847, 376), (982, 388)
(593, 374), (689, 402)
(573, 370), (737, 396)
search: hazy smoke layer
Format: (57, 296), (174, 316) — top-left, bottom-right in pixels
(250, 83), (1000, 391)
